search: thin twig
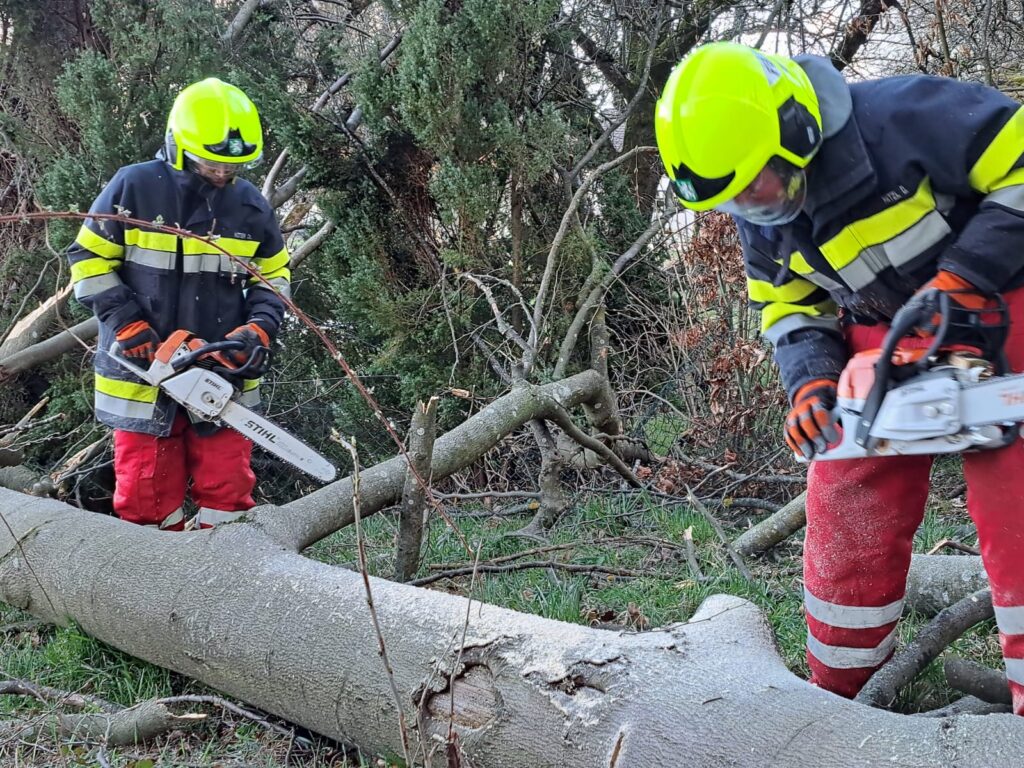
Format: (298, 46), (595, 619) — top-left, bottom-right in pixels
(334, 434), (413, 765)
(155, 695), (299, 740)
(685, 487), (753, 582)
(682, 527), (706, 582)
(0, 679), (119, 712)
(448, 543), (482, 747)
(429, 535), (684, 571)
(546, 402), (641, 487)
(925, 538), (980, 556)
(409, 560), (645, 587)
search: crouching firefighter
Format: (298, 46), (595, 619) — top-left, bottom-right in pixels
(655, 41), (1024, 713)
(67, 78), (291, 530)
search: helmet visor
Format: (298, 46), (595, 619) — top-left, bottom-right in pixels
(184, 151), (261, 187)
(717, 156), (806, 226)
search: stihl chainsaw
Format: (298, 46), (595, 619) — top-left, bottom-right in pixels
(110, 330), (336, 482)
(807, 291), (1022, 462)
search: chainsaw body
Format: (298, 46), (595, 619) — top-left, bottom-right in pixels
(809, 292), (1023, 461)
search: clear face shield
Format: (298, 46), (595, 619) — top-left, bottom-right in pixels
(183, 151), (261, 188)
(717, 156), (807, 226)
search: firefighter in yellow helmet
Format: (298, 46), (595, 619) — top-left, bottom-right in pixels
(656, 42), (1024, 712)
(67, 78), (291, 531)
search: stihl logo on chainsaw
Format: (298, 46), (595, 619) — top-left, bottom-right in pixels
(1000, 390), (1024, 407)
(244, 419), (279, 444)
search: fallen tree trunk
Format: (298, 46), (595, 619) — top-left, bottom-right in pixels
(0, 285), (72, 360)
(905, 554), (988, 615)
(0, 317), (96, 378)
(732, 490), (806, 557)
(3, 371), (1024, 766)
(2, 499), (1023, 766)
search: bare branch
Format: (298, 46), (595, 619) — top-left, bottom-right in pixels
(223, 0), (266, 43)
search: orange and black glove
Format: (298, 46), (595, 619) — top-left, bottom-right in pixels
(115, 320), (160, 363)
(785, 378), (840, 460)
(907, 270), (989, 337)
(209, 321), (271, 372)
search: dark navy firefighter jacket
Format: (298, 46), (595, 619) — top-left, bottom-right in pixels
(67, 158), (291, 436)
(740, 56), (1024, 400)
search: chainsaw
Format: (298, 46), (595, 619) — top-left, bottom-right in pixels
(807, 290), (1023, 462)
(110, 330), (337, 482)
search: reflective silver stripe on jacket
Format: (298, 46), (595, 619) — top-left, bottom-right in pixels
(125, 245), (176, 270)
(987, 185), (1024, 212)
(95, 392), (157, 420)
(837, 246), (889, 291)
(881, 211), (951, 269)
(804, 588), (904, 629)
(994, 604), (1024, 635)
(262, 277), (292, 298)
(1006, 658), (1024, 686)
(762, 312), (842, 345)
(73, 272), (123, 299)
(183, 253), (250, 273)
(802, 271), (844, 292)
(806, 627), (898, 669)
(196, 507), (247, 527)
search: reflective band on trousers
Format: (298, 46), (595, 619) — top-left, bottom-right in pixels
(804, 587), (904, 629)
(806, 627), (898, 669)
(143, 507), (185, 530)
(994, 604), (1024, 635)
(1006, 658), (1024, 686)
(196, 507), (246, 527)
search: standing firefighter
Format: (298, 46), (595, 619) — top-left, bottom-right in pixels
(655, 42), (1024, 712)
(68, 78), (291, 531)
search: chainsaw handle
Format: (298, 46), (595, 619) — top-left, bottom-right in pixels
(854, 294), (945, 448)
(170, 340), (246, 371)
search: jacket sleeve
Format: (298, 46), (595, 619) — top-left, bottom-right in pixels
(66, 169), (145, 331)
(738, 223), (848, 400)
(887, 77), (1024, 292)
(244, 204), (290, 339)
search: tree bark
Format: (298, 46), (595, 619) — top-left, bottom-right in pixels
(394, 397), (438, 582)
(2, 498), (1023, 767)
(0, 284), (72, 360)
(0, 317), (96, 378)
(905, 554), (989, 615)
(733, 490), (806, 557)
(945, 656), (1013, 706)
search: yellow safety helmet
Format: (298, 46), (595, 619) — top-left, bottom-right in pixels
(655, 42), (822, 224)
(165, 78), (263, 172)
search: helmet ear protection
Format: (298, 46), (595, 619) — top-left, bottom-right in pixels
(778, 98), (821, 159)
(164, 130), (181, 168)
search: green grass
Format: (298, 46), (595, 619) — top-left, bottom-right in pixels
(0, 472), (1005, 762)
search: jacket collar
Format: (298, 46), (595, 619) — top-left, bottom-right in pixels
(795, 56), (877, 227)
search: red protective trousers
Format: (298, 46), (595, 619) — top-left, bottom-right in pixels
(805, 287), (1024, 714)
(112, 412), (256, 530)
